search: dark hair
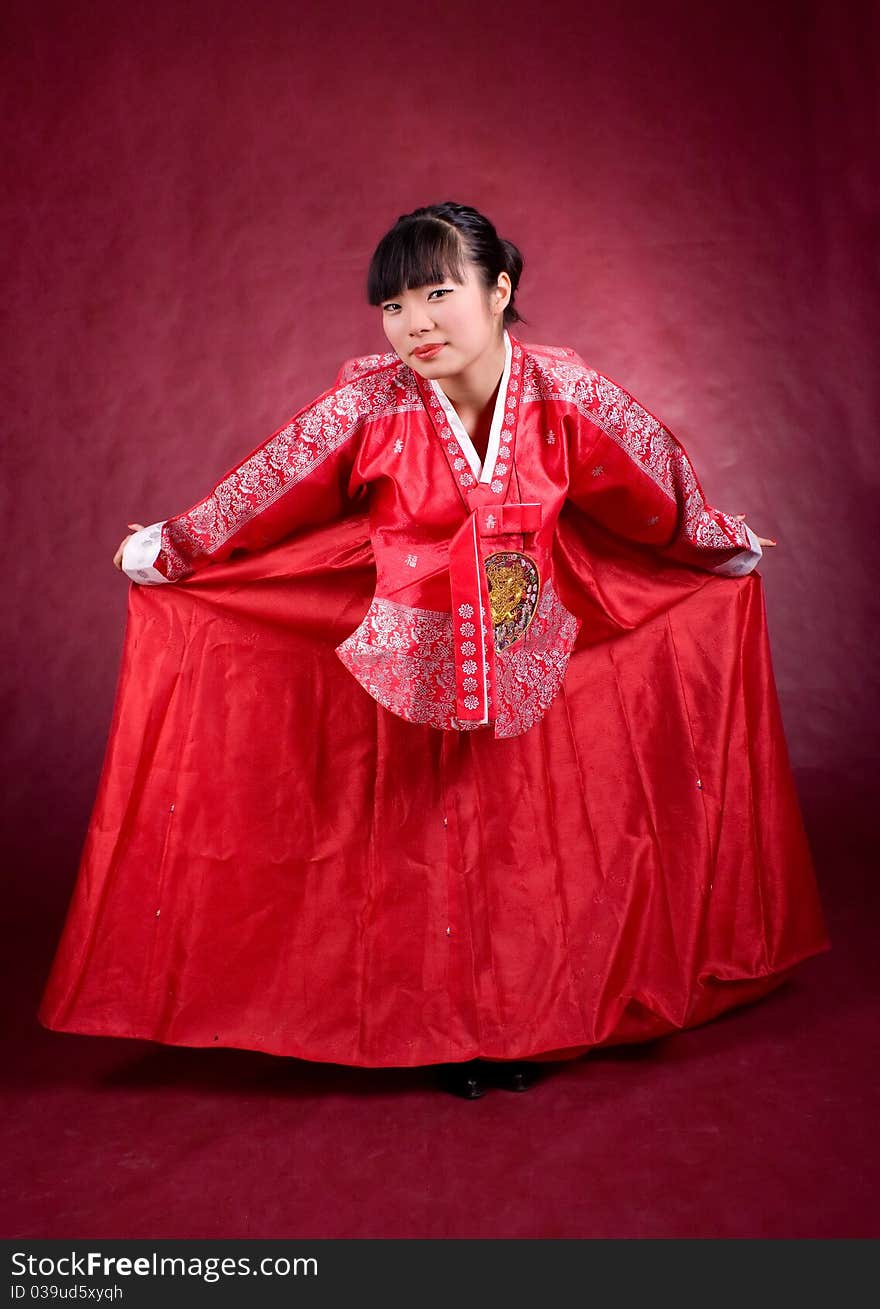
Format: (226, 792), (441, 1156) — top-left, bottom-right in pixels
(366, 201), (526, 328)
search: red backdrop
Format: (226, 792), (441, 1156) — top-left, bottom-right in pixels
(3, 0), (876, 1016)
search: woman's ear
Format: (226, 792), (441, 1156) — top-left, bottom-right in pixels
(494, 272), (512, 314)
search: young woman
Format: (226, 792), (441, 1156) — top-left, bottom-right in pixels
(39, 202), (830, 1100)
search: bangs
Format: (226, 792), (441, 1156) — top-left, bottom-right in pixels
(366, 218), (469, 306)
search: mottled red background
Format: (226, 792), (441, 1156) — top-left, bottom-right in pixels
(3, 0), (877, 1239)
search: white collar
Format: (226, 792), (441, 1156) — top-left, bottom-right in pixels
(428, 329), (512, 484)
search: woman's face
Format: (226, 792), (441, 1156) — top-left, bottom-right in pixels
(380, 258), (511, 381)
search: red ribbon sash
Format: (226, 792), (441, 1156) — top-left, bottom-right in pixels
(448, 502), (542, 725)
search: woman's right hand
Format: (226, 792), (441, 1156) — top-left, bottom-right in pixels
(113, 523), (146, 572)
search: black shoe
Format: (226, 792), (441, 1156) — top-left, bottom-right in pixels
(476, 1059), (542, 1092)
(436, 1059), (488, 1099)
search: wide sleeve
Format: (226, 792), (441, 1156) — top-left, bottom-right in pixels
(563, 355), (762, 577)
(121, 369), (374, 585)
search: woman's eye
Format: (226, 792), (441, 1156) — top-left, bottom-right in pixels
(382, 288), (451, 312)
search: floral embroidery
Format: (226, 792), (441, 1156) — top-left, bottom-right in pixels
(493, 582), (581, 739)
(334, 582), (581, 738)
(335, 598), (459, 730)
(334, 351), (399, 384)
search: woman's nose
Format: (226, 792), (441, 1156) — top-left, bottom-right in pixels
(408, 308), (437, 334)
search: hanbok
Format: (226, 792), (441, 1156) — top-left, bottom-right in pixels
(38, 330), (830, 1066)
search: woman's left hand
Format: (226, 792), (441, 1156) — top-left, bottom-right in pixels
(733, 512), (777, 548)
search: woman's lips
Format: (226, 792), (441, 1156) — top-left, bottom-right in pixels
(412, 343), (446, 359)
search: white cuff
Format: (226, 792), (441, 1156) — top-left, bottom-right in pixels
(710, 523), (764, 577)
(121, 520), (171, 585)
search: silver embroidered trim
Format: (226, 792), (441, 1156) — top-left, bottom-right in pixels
(334, 581), (581, 738)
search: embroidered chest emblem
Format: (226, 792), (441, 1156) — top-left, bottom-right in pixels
(484, 551), (541, 652)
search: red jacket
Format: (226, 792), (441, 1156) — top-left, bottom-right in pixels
(122, 330), (762, 738)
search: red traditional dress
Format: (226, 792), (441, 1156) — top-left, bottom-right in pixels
(38, 330), (830, 1067)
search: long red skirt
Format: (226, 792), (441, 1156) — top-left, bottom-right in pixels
(38, 504), (831, 1067)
